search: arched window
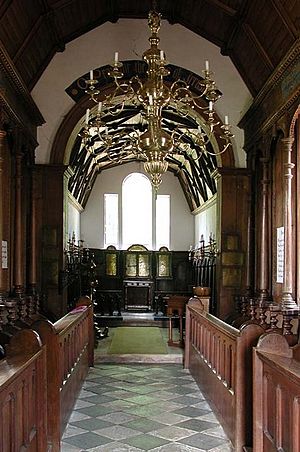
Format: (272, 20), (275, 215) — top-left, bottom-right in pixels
(122, 173), (152, 249)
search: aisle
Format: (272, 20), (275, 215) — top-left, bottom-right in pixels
(61, 363), (233, 451)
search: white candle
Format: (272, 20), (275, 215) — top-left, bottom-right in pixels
(205, 60), (209, 71)
(85, 108), (90, 124)
(98, 101), (102, 113)
(89, 70), (93, 80)
(209, 101), (213, 111)
(160, 50), (164, 61)
(149, 94), (153, 105)
(114, 52), (119, 63)
(224, 115), (229, 125)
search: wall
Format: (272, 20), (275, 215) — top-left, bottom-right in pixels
(193, 195), (217, 247)
(80, 162), (194, 251)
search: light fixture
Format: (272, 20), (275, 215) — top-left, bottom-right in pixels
(81, 9), (234, 190)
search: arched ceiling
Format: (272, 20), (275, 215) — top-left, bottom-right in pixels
(0, 0), (298, 95)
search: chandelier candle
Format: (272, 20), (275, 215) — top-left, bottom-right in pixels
(82, 9), (234, 190)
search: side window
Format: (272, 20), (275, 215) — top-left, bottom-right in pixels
(156, 194), (170, 250)
(104, 193), (118, 248)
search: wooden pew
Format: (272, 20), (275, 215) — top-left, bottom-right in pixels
(33, 296), (94, 451)
(0, 329), (47, 451)
(184, 299), (264, 451)
(253, 332), (300, 451)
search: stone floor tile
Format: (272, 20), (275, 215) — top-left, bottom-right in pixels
(86, 442), (143, 451)
(70, 417), (113, 432)
(177, 419), (218, 433)
(69, 410), (91, 422)
(123, 433), (170, 450)
(147, 411), (190, 425)
(94, 425), (141, 440)
(151, 443), (205, 451)
(63, 432), (113, 449)
(125, 417), (166, 433)
(202, 425), (228, 439)
(179, 432), (230, 450)
(97, 411), (138, 424)
(62, 424), (88, 438)
(150, 425), (196, 441)
(61, 441), (83, 451)
(173, 407), (212, 418)
(74, 399), (95, 409)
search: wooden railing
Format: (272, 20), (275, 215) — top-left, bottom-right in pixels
(0, 329), (47, 451)
(184, 299), (264, 451)
(32, 296), (94, 451)
(253, 332), (300, 451)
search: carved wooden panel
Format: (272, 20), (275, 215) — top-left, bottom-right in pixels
(0, 0), (298, 94)
(0, 330), (47, 452)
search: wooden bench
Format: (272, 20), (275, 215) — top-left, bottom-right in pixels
(0, 329), (47, 451)
(253, 332), (300, 451)
(32, 296), (94, 451)
(184, 299), (264, 451)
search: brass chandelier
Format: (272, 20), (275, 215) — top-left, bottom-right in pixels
(81, 9), (234, 190)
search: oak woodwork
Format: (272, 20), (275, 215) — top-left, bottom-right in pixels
(184, 301), (264, 450)
(0, 1), (298, 96)
(32, 297), (94, 451)
(0, 328), (47, 452)
(253, 332), (300, 451)
(213, 168), (251, 319)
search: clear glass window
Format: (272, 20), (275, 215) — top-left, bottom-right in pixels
(104, 193), (118, 248)
(156, 194), (170, 249)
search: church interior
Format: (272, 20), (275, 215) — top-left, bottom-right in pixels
(0, 0), (299, 450)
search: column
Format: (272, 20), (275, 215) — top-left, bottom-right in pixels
(28, 167), (37, 294)
(245, 188), (253, 297)
(14, 148), (24, 297)
(257, 157), (271, 302)
(281, 137), (298, 309)
(0, 130), (6, 303)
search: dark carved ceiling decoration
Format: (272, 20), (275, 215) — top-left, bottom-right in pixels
(67, 62), (233, 210)
(69, 104), (219, 210)
(0, 0), (298, 96)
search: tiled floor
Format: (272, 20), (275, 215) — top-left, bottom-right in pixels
(61, 362), (233, 451)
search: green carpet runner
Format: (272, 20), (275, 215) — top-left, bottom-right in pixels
(108, 326), (167, 354)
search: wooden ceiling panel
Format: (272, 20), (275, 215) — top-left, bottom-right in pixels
(276, 0), (300, 32)
(246, 0), (295, 67)
(180, 1), (235, 46)
(0, 0), (43, 58)
(232, 27), (271, 94)
(14, 18), (57, 87)
(53, 0), (111, 43)
(0, 0), (298, 95)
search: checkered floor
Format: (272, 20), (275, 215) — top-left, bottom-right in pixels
(61, 363), (233, 451)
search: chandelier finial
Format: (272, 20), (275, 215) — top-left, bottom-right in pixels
(82, 6), (234, 191)
(148, 10), (161, 36)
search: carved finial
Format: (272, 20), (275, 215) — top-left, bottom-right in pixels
(148, 10), (161, 35)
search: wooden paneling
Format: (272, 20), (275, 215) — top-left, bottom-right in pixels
(185, 301), (264, 450)
(253, 333), (300, 451)
(0, 0), (298, 94)
(0, 329), (47, 452)
(32, 297), (94, 450)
